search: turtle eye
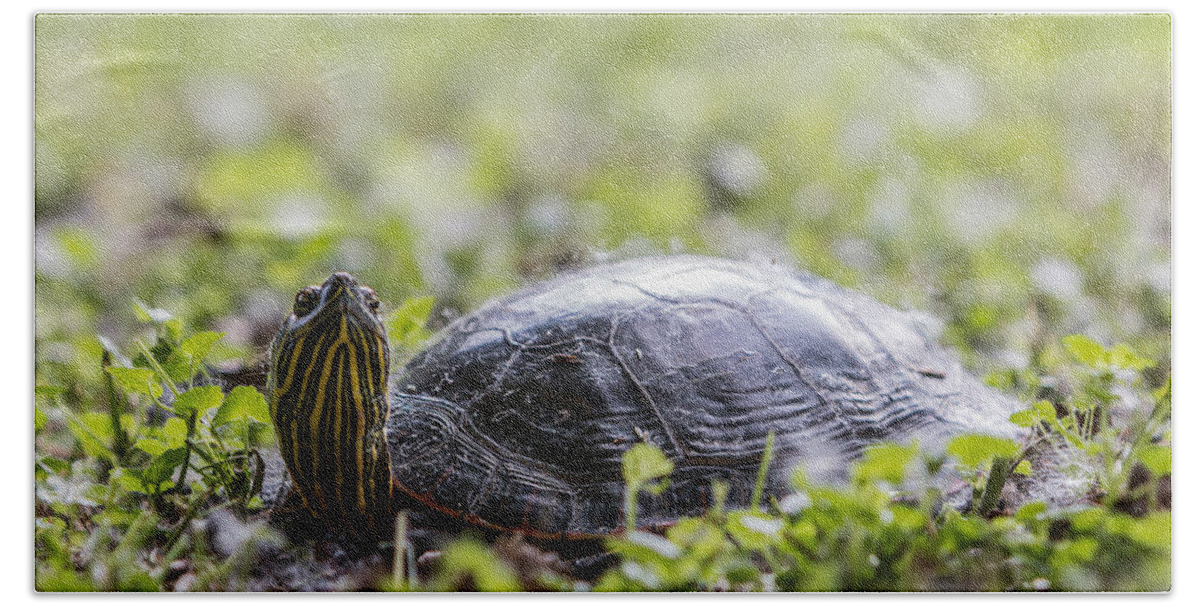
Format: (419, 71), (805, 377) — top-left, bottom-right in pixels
(361, 287), (381, 313)
(293, 286), (321, 317)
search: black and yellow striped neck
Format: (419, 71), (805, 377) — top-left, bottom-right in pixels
(267, 272), (393, 534)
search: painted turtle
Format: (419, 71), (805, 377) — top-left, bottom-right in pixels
(266, 255), (1019, 540)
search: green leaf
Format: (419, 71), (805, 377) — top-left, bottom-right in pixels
(1056, 417), (1086, 448)
(1034, 399), (1057, 418)
(37, 456), (70, 477)
(1008, 409), (1041, 428)
(1136, 445), (1171, 476)
(66, 412), (116, 459)
(163, 319), (184, 344)
(428, 538), (521, 592)
(180, 331), (225, 363)
(622, 443), (675, 489)
(1014, 459), (1034, 476)
(1110, 343), (1152, 371)
(107, 367), (163, 399)
(852, 442), (917, 485)
(35, 385), (66, 402)
(141, 447), (188, 487)
(111, 467), (147, 493)
(728, 511), (784, 551)
(1010, 402), (1055, 428)
(1152, 378), (1171, 404)
(213, 386), (270, 428)
(1071, 507), (1105, 532)
(946, 434), (1020, 470)
(790, 467), (809, 491)
(389, 296), (435, 350)
(35, 406), (47, 433)
(1014, 501), (1047, 523)
(1063, 335), (1107, 368)
(134, 437), (168, 458)
(1118, 512), (1171, 548)
(172, 385), (224, 418)
(163, 351), (192, 384)
(162, 417), (189, 449)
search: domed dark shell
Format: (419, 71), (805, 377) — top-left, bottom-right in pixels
(384, 255), (1019, 538)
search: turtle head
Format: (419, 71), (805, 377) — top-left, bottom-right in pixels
(268, 272), (394, 533)
(285, 271), (384, 336)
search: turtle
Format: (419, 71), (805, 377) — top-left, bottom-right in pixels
(265, 255), (1020, 542)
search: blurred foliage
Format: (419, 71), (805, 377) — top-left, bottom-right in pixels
(34, 14), (1169, 592)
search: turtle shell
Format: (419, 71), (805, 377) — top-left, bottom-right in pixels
(384, 255), (1018, 538)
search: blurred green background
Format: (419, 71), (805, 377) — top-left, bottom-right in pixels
(34, 14), (1171, 408)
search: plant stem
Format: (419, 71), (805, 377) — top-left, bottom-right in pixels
(101, 351), (129, 461)
(625, 484), (637, 534)
(164, 487), (214, 551)
(393, 512), (409, 590)
(751, 429), (776, 512)
(978, 456), (1011, 515)
(136, 341), (180, 398)
(175, 410), (197, 490)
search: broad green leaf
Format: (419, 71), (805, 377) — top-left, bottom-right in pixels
(1014, 501), (1048, 523)
(1118, 512), (1171, 549)
(214, 386), (270, 428)
(163, 350), (193, 384)
(428, 538), (520, 592)
(1136, 445), (1171, 476)
(37, 456), (70, 477)
(1034, 400), (1057, 418)
(1071, 507), (1105, 531)
(111, 467), (149, 494)
(141, 447), (188, 486)
(135, 437), (168, 458)
(35, 406), (47, 433)
(162, 417), (189, 449)
(163, 318), (184, 344)
(180, 331), (225, 363)
(1110, 343), (1152, 371)
(107, 367), (163, 399)
(1063, 335), (1106, 368)
(1014, 459), (1034, 476)
(852, 442), (917, 485)
(623, 443), (674, 488)
(1009, 409), (1041, 428)
(1010, 402), (1055, 428)
(35, 385), (65, 402)
(66, 412), (118, 459)
(389, 296), (435, 350)
(946, 434), (1020, 470)
(666, 517), (726, 558)
(172, 385), (224, 418)
(1062, 537), (1099, 562)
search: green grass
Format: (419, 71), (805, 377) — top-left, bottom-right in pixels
(35, 310), (1170, 591)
